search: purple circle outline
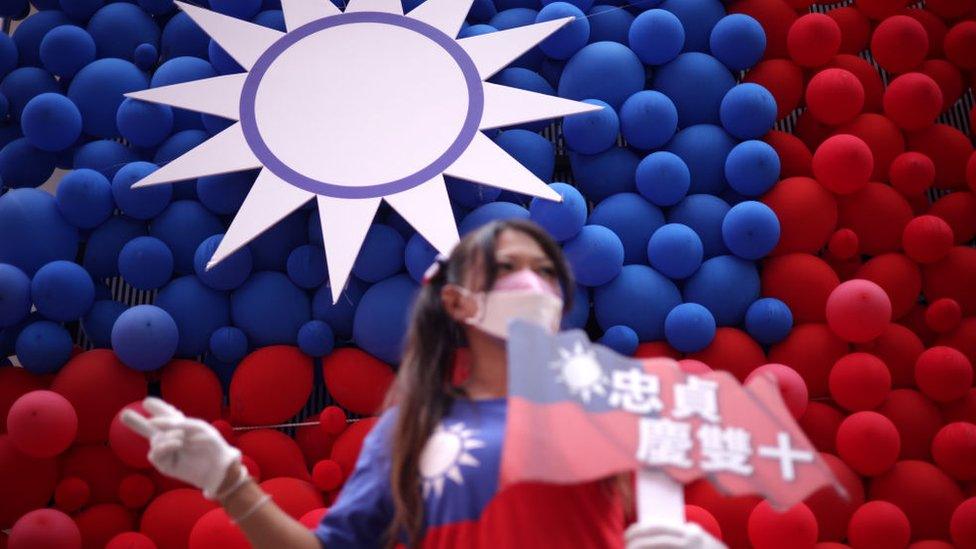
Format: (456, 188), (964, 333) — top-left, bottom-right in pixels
(239, 12), (485, 199)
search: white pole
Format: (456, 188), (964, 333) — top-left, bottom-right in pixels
(637, 469), (686, 527)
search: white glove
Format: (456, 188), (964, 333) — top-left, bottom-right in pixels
(120, 397), (242, 500)
(625, 522), (727, 549)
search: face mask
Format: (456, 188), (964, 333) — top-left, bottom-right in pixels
(458, 269), (564, 339)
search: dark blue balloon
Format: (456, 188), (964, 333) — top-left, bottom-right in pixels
(653, 52), (734, 127)
(155, 275), (230, 356)
(719, 83), (776, 140)
(194, 170), (252, 217)
(543, 0), (594, 8)
(745, 297), (793, 345)
(151, 57), (215, 131)
(151, 200), (224, 274)
(489, 8), (543, 70)
(598, 324), (639, 355)
(39, 25), (95, 78)
(709, 14), (765, 71)
(111, 304), (178, 371)
(494, 129), (555, 183)
(200, 113), (234, 136)
(404, 233), (438, 283)
(0, 263), (30, 328)
(0, 0), (28, 19)
(665, 124), (736, 195)
(666, 194), (730, 258)
(208, 39), (243, 75)
(231, 271), (310, 347)
(73, 139), (138, 179)
(87, 3), (159, 60)
(529, 182), (587, 242)
(312, 276), (365, 341)
(665, 302), (715, 352)
(161, 11), (210, 61)
(81, 299), (126, 348)
(138, 0), (175, 15)
(112, 161), (171, 220)
(67, 58), (149, 138)
(570, 147), (639, 202)
(721, 200), (780, 260)
(594, 264), (680, 340)
(724, 139), (780, 197)
(619, 90), (677, 150)
(0, 34), (17, 81)
(82, 215), (146, 279)
(460, 202), (529, 234)
(352, 224), (405, 283)
(560, 283), (590, 330)
(562, 99), (618, 155)
(636, 151), (689, 207)
(248, 208), (307, 272)
(0, 66), (59, 120)
(647, 223), (703, 280)
(458, 23), (497, 38)
(55, 168), (113, 229)
(11, 9), (71, 66)
(0, 137), (56, 188)
(588, 192), (664, 265)
(133, 42), (158, 70)
(446, 176), (502, 209)
(22, 92), (81, 152)
(298, 319), (334, 357)
(152, 129), (208, 199)
(352, 274), (417, 364)
(251, 9), (285, 31)
(682, 254), (760, 326)
(469, 0), (497, 22)
(59, 0), (104, 22)
(586, 4), (633, 45)
(15, 320), (72, 374)
(628, 9), (684, 65)
(0, 188), (78, 276)
(192, 235), (252, 292)
(536, 2), (589, 60)
(559, 41), (645, 109)
(209, 325), (247, 363)
(488, 67), (554, 132)
(0, 93), (10, 122)
(118, 236), (173, 290)
(658, 0), (724, 52)
(562, 224), (624, 287)
(211, 0), (261, 19)
(287, 244), (326, 290)
(31, 259), (94, 321)
(116, 97), (173, 148)
(495, 0), (540, 9)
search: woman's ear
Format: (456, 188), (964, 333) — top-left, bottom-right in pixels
(441, 285), (478, 323)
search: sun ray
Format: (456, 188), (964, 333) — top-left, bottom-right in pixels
(132, 123), (261, 188)
(443, 132), (561, 201)
(458, 453), (479, 467)
(125, 74), (247, 120)
(406, 0), (472, 38)
(174, 1), (284, 70)
(458, 17), (572, 80)
(384, 176), (459, 255)
(281, 0), (340, 31)
(317, 195), (382, 302)
(208, 169), (315, 268)
(479, 82), (603, 130)
(343, 0), (403, 14)
(446, 466), (464, 485)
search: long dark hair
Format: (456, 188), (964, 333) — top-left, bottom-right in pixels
(382, 219), (574, 547)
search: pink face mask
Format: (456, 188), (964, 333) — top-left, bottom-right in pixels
(458, 269), (564, 339)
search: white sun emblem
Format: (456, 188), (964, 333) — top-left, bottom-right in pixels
(550, 342), (609, 403)
(419, 422), (485, 498)
(125, 0), (599, 301)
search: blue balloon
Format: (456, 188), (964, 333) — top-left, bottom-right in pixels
(719, 83), (776, 140)
(112, 161), (171, 220)
(82, 215), (146, 279)
(208, 39), (243, 75)
(150, 200), (224, 274)
(21, 92), (81, 152)
(561, 283), (589, 329)
(490, 8), (543, 70)
(251, 9), (285, 31)
(55, 168), (113, 229)
(11, 9), (71, 67)
(469, 0), (497, 22)
(647, 223), (703, 280)
(458, 23), (497, 38)
(31, 260), (94, 321)
(152, 130), (208, 199)
(563, 224), (624, 287)
(138, 0), (175, 15)
(495, 0), (540, 9)
(460, 202), (530, 234)
(111, 304), (178, 371)
(709, 14), (765, 71)
(0, 67), (59, 120)
(209, 325), (247, 363)
(0, 93), (9, 121)
(312, 276), (365, 341)
(193, 234), (252, 291)
(201, 113), (234, 136)
(287, 244), (326, 289)
(118, 236), (173, 290)
(73, 139), (138, 179)
(559, 41), (645, 110)
(598, 324), (639, 356)
(15, 320), (72, 374)
(298, 319), (334, 358)
(161, 11), (210, 61)
(529, 182), (587, 242)
(67, 58), (149, 138)
(248, 208), (307, 271)
(211, 0), (261, 19)
(570, 147), (639, 202)
(81, 299), (126, 348)
(59, 0), (104, 22)
(231, 271), (310, 347)
(594, 264), (680, 340)
(658, 0), (724, 52)
(0, 137), (56, 188)
(636, 151), (689, 207)
(544, 0), (594, 9)
(665, 124), (736, 195)
(494, 129), (554, 183)
(488, 67), (554, 132)
(562, 99), (618, 155)
(619, 90), (677, 150)
(352, 274), (417, 364)
(629, 9), (684, 65)
(446, 176), (502, 209)
(745, 297), (793, 345)
(588, 192), (664, 265)
(586, 4), (633, 44)
(116, 98), (174, 148)
(536, 2), (589, 60)
(39, 25), (95, 78)
(653, 52), (734, 127)
(87, 3), (159, 61)
(682, 255), (760, 326)
(0, 0), (26, 20)
(352, 224), (405, 283)
(151, 57), (215, 131)
(724, 140), (780, 197)
(155, 275), (230, 356)
(133, 42), (158, 70)
(665, 302), (716, 353)
(721, 200), (780, 260)
(404, 233), (438, 283)
(0, 264), (30, 328)
(666, 194), (730, 258)
(0, 34), (15, 82)
(0, 189), (78, 276)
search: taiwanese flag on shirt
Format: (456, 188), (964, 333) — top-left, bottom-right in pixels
(500, 321), (846, 511)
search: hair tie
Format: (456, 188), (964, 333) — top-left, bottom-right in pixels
(421, 255), (449, 286)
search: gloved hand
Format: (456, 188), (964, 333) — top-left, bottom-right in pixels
(624, 522), (727, 549)
(121, 397), (242, 500)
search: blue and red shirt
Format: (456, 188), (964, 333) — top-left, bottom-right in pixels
(315, 397), (626, 548)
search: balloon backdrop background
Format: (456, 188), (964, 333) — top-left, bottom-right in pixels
(0, 0), (974, 547)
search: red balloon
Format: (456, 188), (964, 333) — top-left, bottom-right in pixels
(828, 55), (886, 114)
(826, 7), (872, 54)
(878, 389), (943, 459)
(944, 21), (976, 71)
(869, 460), (965, 540)
(813, 134), (873, 195)
(927, 192), (976, 245)
(922, 246), (976, 316)
(187, 509), (249, 549)
(799, 402), (845, 453)
(211, 419), (234, 445)
(915, 346), (973, 403)
(950, 497), (976, 547)
(788, 14), (841, 68)
(320, 405), (348, 437)
(295, 414), (335, 468)
(855, 254), (922, 320)
(105, 532), (156, 549)
(932, 422), (976, 481)
(968, 152), (976, 193)
(322, 349), (394, 416)
(903, 215), (954, 266)
(908, 124), (974, 190)
(763, 178), (838, 256)
(838, 183), (914, 256)
(261, 477), (324, 520)
(73, 504), (135, 549)
(856, 323), (925, 389)
(118, 474), (155, 509)
(765, 131), (812, 178)
(847, 501), (911, 549)
(925, 298), (962, 334)
(837, 113), (905, 182)
(829, 353), (892, 411)
(763, 254), (840, 324)
(936, 317), (976, 367)
(685, 479), (761, 548)
(50, 350), (146, 444)
(55, 477), (91, 513)
(901, 8), (948, 57)
(828, 229), (859, 260)
(236, 428), (311, 482)
(685, 327), (766, 381)
(299, 508), (327, 529)
(331, 417), (379, 478)
(871, 15), (928, 74)
(6, 390), (76, 458)
(919, 59), (963, 113)
(805, 453), (865, 541)
(139, 489), (218, 549)
(883, 73), (943, 132)
(728, 0), (797, 60)
(941, 387), (976, 424)
(230, 346), (313, 426)
(806, 69), (864, 126)
(826, 279), (892, 343)
(769, 323), (850, 398)
(748, 501), (818, 549)
(890, 152), (936, 197)
(908, 541), (954, 549)
(683, 505), (722, 540)
(796, 109), (835, 150)
(745, 363), (809, 419)
(855, 0), (909, 20)
(9, 508), (80, 549)
(240, 455), (261, 483)
(61, 444), (128, 505)
(836, 411), (900, 476)
(312, 459), (343, 492)
(0, 367), (47, 433)
(817, 543), (854, 548)
(744, 59), (804, 121)
(0, 435), (58, 529)
(634, 341), (682, 359)
(109, 402), (150, 469)
(677, 358), (712, 375)
(160, 360), (222, 422)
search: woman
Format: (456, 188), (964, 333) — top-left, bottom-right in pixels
(124, 219), (715, 548)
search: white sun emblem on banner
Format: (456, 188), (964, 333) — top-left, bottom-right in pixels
(125, 0), (599, 301)
(550, 342), (609, 403)
(419, 422), (485, 498)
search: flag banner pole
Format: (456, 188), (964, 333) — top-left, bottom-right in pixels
(637, 468), (685, 527)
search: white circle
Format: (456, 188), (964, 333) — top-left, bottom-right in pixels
(252, 22), (472, 187)
(420, 429), (463, 479)
(562, 355), (602, 390)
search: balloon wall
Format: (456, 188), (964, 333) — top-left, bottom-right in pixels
(0, 0), (973, 547)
